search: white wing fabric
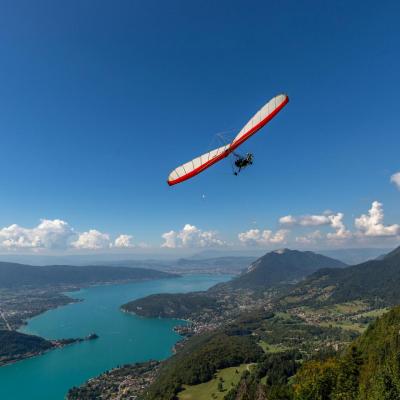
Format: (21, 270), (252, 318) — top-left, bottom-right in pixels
(167, 94), (288, 186)
(231, 94), (288, 148)
(167, 144), (231, 185)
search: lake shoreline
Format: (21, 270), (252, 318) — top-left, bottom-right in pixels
(0, 274), (232, 400)
(2, 279), (178, 368)
(0, 332), (99, 368)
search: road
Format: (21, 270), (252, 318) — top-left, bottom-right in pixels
(0, 308), (12, 331)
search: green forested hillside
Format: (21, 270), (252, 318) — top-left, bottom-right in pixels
(139, 309), (356, 400)
(142, 331), (263, 400)
(294, 305), (400, 399)
(0, 330), (53, 365)
(122, 292), (218, 318)
(224, 351), (300, 400)
(288, 246), (400, 306)
(181, 306), (400, 400)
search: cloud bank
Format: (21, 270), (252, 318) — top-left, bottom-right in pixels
(288, 201), (399, 246)
(280, 211), (352, 243)
(0, 199), (398, 254)
(0, 220), (139, 252)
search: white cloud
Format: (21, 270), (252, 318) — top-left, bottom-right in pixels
(0, 219), (144, 253)
(279, 214), (331, 227)
(114, 234), (135, 248)
(391, 172), (400, 190)
(280, 211), (352, 242)
(161, 224), (225, 248)
(71, 229), (111, 250)
(238, 228), (289, 246)
(355, 201), (400, 237)
(327, 213), (352, 240)
(279, 215), (297, 225)
(0, 219), (75, 250)
(161, 230), (178, 249)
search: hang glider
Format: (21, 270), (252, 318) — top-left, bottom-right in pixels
(167, 93), (289, 186)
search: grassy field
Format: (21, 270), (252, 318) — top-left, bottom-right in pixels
(178, 364), (250, 400)
(258, 340), (289, 354)
(316, 304), (390, 333)
(319, 320), (366, 333)
(288, 301), (390, 334)
(282, 295), (304, 304)
(332, 300), (368, 314)
(274, 311), (292, 320)
(357, 307), (389, 318)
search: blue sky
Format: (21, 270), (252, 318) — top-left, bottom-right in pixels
(0, 0), (399, 253)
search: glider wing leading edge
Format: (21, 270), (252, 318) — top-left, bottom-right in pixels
(167, 93), (289, 186)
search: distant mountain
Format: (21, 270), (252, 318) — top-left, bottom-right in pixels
(99, 256), (255, 275)
(0, 253), (180, 266)
(0, 262), (177, 288)
(317, 247), (392, 265)
(217, 249), (346, 290)
(189, 249), (265, 259)
(172, 256), (256, 275)
(126, 250), (346, 319)
(91, 259), (169, 269)
(288, 245), (400, 306)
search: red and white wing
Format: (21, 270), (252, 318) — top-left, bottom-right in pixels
(167, 93), (289, 186)
(230, 93), (289, 151)
(167, 144), (231, 186)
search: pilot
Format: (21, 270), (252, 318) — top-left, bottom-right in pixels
(234, 153), (253, 175)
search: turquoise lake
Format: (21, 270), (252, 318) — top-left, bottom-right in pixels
(0, 274), (231, 399)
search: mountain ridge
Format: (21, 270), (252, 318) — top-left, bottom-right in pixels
(123, 249), (347, 319)
(0, 262), (178, 288)
(285, 245), (400, 306)
(215, 249), (347, 290)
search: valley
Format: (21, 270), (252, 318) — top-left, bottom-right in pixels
(71, 246), (400, 400)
